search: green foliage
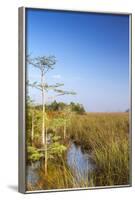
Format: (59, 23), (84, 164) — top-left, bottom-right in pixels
(27, 146), (44, 162)
(52, 135), (61, 142)
(26, 104), (42, 147)
(43, 101), (85, 114)
(48, 134), (67, 158)
(49, 142), (67, 156)
(70, 102), (85, 114)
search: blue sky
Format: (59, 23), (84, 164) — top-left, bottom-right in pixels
(26, 9), (129, 112)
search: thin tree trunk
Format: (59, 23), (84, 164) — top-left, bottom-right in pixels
(31, 109), (34, 146)
(41, 71), (48, 175)
(64, 120), (66, 139)
(41, 72), (45, 145)
(44, 127), (48, 175)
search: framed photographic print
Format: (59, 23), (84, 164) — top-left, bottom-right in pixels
(19, 7), (132, 193)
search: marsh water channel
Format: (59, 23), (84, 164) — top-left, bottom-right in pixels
(27, 142), (95, 188)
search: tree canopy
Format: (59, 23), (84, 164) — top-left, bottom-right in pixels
(35, 101), (86, 114)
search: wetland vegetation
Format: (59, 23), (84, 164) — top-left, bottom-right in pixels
(26, 55), (130, 191)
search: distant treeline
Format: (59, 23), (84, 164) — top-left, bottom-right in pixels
(35, 101), (86, 114)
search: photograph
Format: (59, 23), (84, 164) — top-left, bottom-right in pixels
(21, 8), (131, 192)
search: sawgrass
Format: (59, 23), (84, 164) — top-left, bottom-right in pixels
(27, 112), (130, 190)
(67, 113), (130, 186)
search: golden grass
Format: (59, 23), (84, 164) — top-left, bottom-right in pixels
(67, 112), (130, 186)
(27, 112), (130, 190)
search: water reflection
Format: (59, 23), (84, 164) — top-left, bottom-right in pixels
(27, 161), (40, 186)
(27, 142), (95, 187)
(67, 143), (95, 183)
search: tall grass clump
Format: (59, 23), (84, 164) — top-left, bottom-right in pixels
(67, 113), (130, 186)
(27, 156), (92, 191)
